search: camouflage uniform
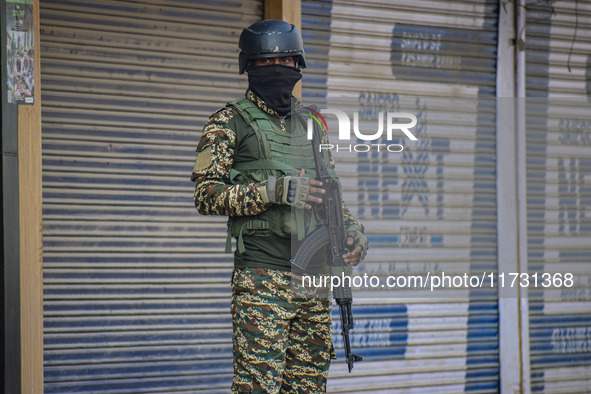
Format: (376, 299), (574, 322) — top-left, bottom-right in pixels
(192, 90), (364, 393)
(232, 267), (333, 393)
(191, 90), (363, 249)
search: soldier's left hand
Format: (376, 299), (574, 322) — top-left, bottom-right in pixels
(342, 236), (363, 266)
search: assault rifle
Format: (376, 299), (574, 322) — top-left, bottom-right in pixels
(291, 109), (363, 373)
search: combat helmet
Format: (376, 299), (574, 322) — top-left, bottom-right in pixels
(238, 19), (307, 74)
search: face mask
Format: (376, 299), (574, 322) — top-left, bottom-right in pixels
(247, 65), (302, 116)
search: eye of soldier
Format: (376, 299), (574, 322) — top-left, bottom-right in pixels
(253, 58), (273, 66)
(281, 57), (295, 66)
(255, 57), (295, 66)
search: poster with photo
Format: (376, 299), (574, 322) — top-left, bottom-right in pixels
(6, 0), (34, 105)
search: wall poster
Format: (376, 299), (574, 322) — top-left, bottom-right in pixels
(6, 0), (34, 104)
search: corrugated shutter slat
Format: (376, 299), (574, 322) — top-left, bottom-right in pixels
(302, 0), (499, 392)
(526, 1), (591, 392)
(41, 0), (261, 391)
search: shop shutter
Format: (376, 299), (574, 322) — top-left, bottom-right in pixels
(40, 0), (261, 392)
(302, 0), (500, 392)
(526, 1), (591, 392)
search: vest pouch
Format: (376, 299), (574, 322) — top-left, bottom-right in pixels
(226, 215), (272, 254)
(266, 204), (318, 241)
(265, 205), (292, 239)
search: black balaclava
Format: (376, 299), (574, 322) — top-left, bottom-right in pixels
(247, 64), (302, 116)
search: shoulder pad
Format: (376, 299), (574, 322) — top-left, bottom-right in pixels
(205, 106), (238, 126)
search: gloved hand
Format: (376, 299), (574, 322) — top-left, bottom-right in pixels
(263, 172), (325, 209)
(267, 175), (310, 209)
(343, 229), (368, 265)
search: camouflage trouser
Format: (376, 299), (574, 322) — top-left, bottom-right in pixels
(231, 267), (334, 393)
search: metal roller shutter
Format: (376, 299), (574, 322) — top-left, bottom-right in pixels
(40, 0), (261, 392)
(526, 1), (591, 392)
(302, 0), (499, 392)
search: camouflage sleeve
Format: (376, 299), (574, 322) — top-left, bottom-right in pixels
(191, 107), (271, 216)
(320, 125), (336, 169)
(342, 199), (368, 258)
(343, 202), (364, 234)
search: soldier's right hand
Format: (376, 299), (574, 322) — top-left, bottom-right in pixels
(266, 170), (324, 210)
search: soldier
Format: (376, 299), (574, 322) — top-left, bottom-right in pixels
(191, 19), (368, 393)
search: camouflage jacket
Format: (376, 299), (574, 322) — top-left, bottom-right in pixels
(191, 90), (365, 267)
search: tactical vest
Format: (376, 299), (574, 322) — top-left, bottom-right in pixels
(225, 98), (331, 254)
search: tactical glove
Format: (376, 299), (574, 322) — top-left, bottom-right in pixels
(346, 228), (369, 261)
(266, 175), (311, 209)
